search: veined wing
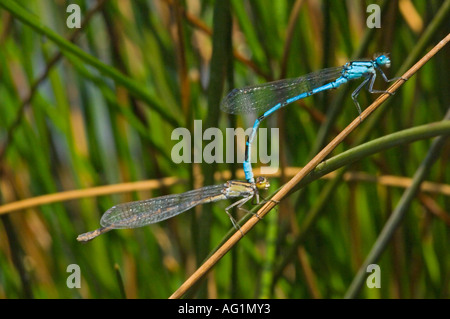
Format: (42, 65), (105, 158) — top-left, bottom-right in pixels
(100, 184), (227, 229)
(220, 67), (343, 114)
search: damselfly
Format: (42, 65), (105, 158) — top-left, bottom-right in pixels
(220, 54), (398, 183)
(77, 177), (270, 242)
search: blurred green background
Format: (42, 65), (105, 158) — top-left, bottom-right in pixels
(0, 0), (449, 298)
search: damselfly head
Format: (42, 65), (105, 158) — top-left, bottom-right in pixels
(254, 176), (270, 190)
(374, 53), (391, 68)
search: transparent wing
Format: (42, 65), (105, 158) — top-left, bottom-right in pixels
(100, 184), (226, 229)
(220, 67), (343, 114)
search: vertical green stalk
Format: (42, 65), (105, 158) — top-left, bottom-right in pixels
(195, 0), (231, 297)
(114, 264), (127, 299)
(259, 209), (278, 298)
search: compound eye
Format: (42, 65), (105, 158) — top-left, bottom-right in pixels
(255, 176), (270, 189)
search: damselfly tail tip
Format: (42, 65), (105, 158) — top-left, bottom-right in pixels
(77, 232), (95, 243)
(77, 234), (92, 243)
(77, 227), (107, 243)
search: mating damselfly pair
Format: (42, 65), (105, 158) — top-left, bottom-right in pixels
(78, 54), (398, 241)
